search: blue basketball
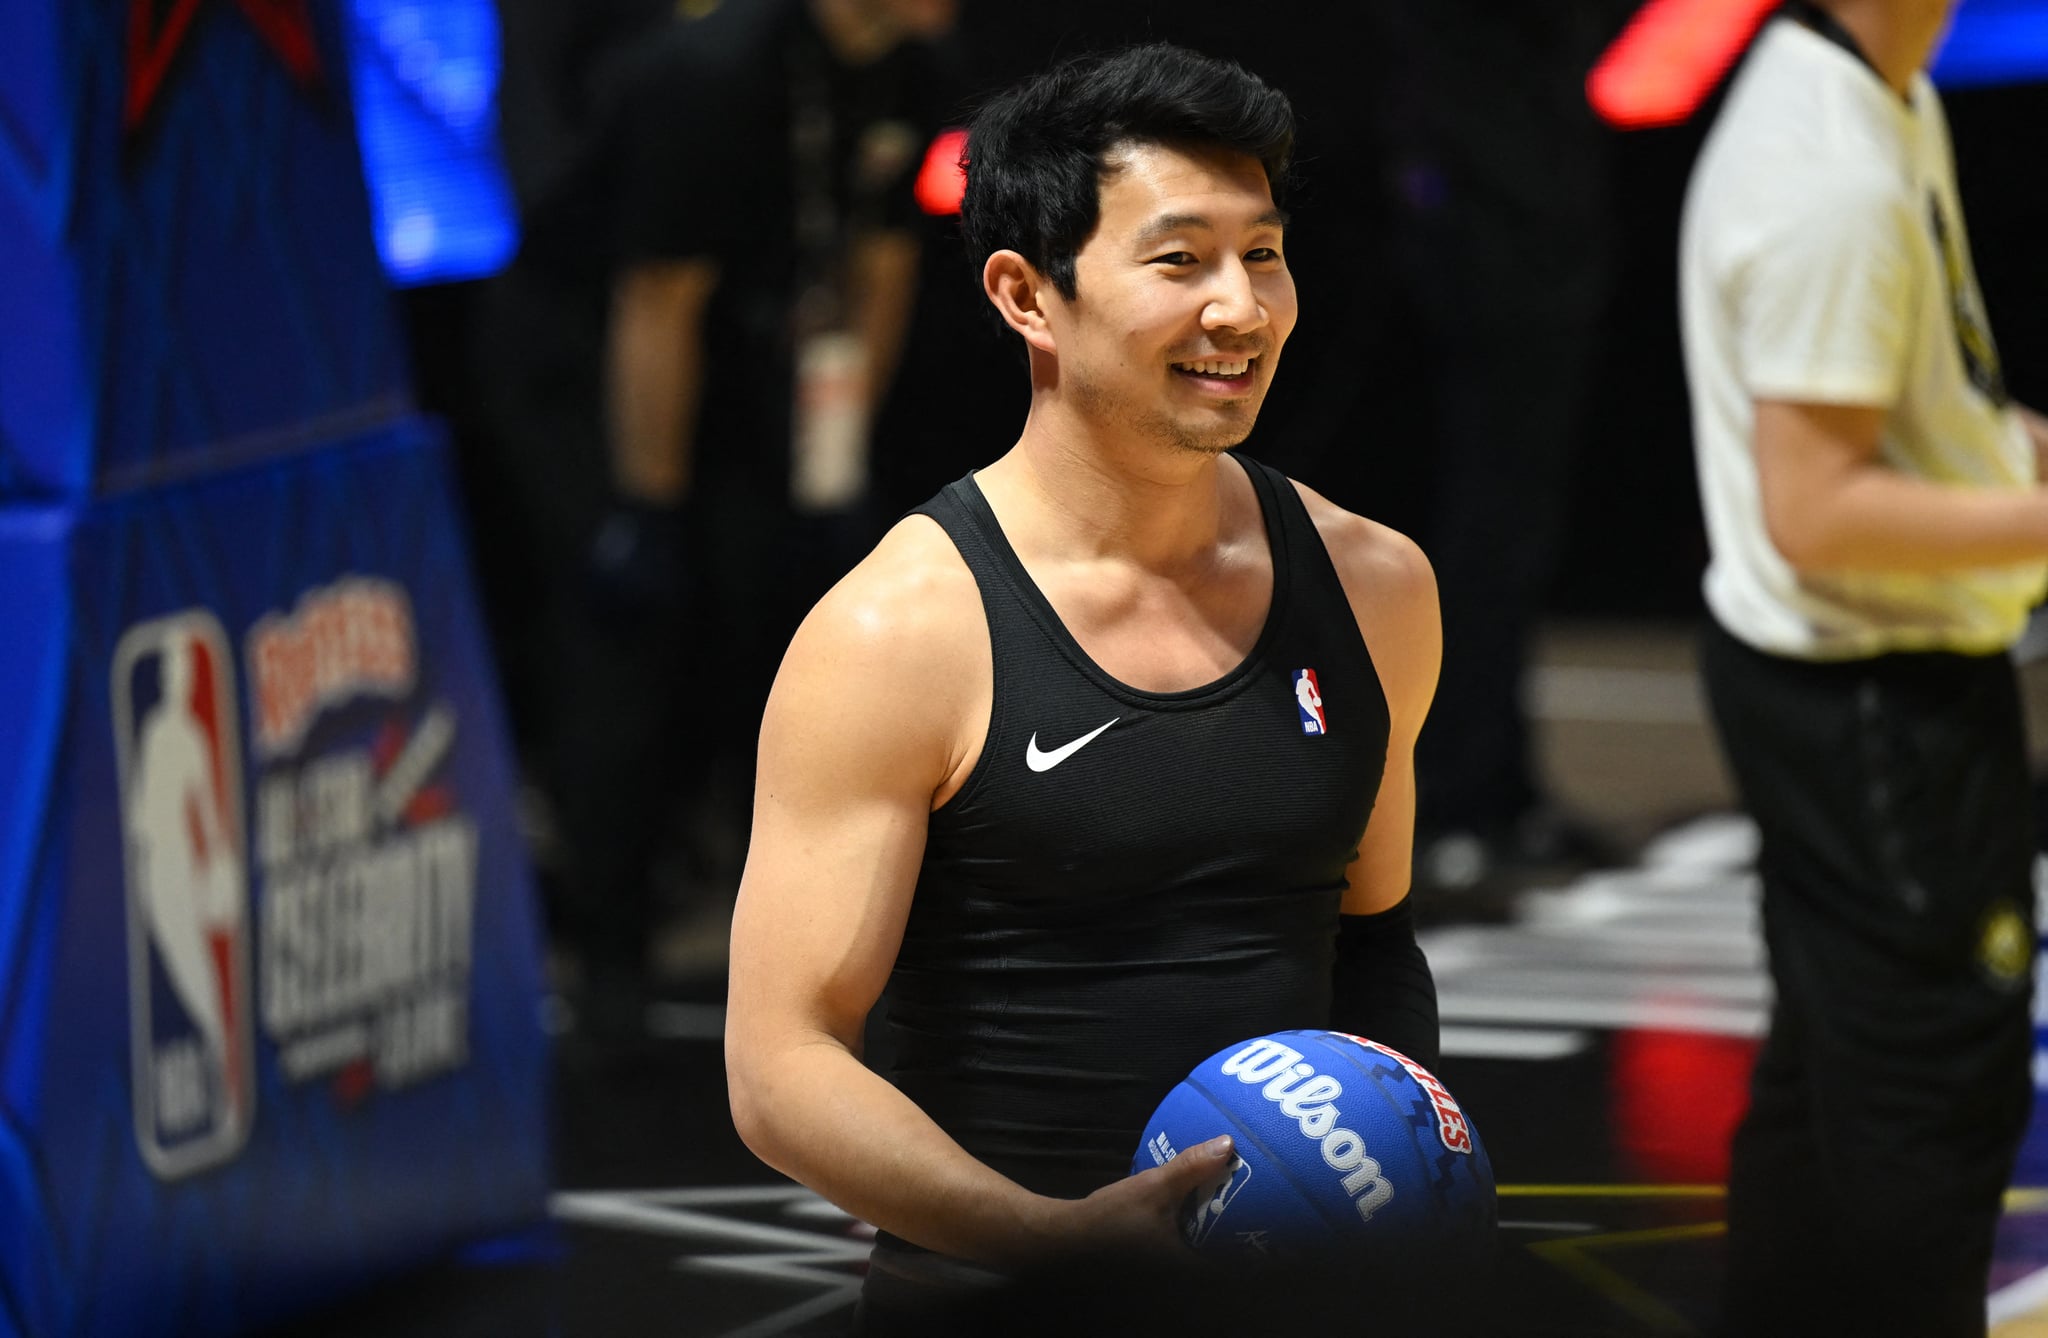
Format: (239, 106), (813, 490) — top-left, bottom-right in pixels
(1131, 1030), (1495, 1262)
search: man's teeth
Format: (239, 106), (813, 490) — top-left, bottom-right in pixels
(1175, 358), (1251, 376)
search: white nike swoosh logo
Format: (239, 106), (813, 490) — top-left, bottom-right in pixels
(1025, 717), (1119, 773)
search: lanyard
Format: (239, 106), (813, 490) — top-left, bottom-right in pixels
(788, 34), (841, 296)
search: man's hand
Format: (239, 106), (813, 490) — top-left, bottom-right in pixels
(1033, 1134), (1238, 1265)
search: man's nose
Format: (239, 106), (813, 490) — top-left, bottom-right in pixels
(1202, 259), (1268, 334)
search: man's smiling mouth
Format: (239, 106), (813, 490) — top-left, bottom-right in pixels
(1171, 357), (1256, 379)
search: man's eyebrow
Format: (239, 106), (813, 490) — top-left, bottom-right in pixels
(1133, 208), (1290, 248)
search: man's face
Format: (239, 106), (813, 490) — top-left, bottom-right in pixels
(1881, 0), (1960, 43)
(1049, 141), (1296, 457)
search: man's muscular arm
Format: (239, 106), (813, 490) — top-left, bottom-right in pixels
(725, 520), (1232, 1267)
(1755, 399), (2048, 571)
(1295, 481), (1444, 1069)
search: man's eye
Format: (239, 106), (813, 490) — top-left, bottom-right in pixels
(1246, 248), (1282, 263)
(1150, 252), (1197, 266)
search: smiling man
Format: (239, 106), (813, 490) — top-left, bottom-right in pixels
(724, 43), (1445, 1333)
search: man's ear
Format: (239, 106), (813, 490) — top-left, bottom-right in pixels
(983, 250), (1059, 356)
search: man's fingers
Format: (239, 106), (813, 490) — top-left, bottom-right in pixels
(1159, 1134), (1236, 1192)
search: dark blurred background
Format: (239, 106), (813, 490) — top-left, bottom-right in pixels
(384, 0), (2048, 1009)
(401, 1), (2048, 610)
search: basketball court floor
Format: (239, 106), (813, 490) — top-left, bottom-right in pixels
(255, 623), (2048, 1338)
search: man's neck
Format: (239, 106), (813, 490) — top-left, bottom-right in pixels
(981, 409), (1241, 574)
(807, 0), (894, 66)
(1818, 0), (1950, 98)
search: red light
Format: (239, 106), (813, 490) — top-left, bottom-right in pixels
(1587, 0), (1779, 129)
(1610, 1027), (1759, 1183)
(915, 127), (968, 217)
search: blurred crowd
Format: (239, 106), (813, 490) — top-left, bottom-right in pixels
(409, 0), (1660, 1050)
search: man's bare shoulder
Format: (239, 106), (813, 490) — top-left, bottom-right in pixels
(781, 514), (985, 708)
(762, 515), (988, 803)
(814, 512), (978, 641)
(1285, 477), (1436, 610)
(1282, 476), (1441, 724)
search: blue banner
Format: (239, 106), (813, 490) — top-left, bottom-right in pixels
(0, 419), (548, 1338)
(1935, 0), (2048, 88)
(0, 0), (408, 499)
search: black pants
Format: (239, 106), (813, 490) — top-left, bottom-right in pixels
(466, 259), (872, 994)
(1414, 317), (1598, 831)
(1699, 622), (2036, 1338)
(544, 481), (874, 1003)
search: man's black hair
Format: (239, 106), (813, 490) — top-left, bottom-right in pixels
(960, 43), (1295, 303)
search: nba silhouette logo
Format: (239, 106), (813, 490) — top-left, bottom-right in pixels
(1184, 1153), (1253, 1247)
(112, 611), (256, 1178)
(1293, 668), (1327, 736)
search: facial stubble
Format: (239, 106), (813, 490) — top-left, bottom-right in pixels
(1071, 368), (1262, 458)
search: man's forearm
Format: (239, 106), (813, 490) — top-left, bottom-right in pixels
(606, 265), (713, 503)
(730, 1037), (1061, 1266)
(1331, 897), (1440, 1073)
(848, 231), (920, 409)
(1777, 465), (2048, 573)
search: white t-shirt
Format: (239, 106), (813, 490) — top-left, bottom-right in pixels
(1679, 16), (2044, 660)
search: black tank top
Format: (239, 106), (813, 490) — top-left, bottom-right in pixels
(886, 456), (1390, 1201)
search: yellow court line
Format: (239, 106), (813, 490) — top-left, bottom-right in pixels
(1501, 1184), (2048, 1337)
(1992, 1319), (2048, 1338)
(1544, 1221), (1729, 1250)
(1500, 1184), (1725, 1199)
(1502, 1184), (2048, 1206)
(1527, 1226), (1724, 1336)
(1525, 1247), (1694, 1335)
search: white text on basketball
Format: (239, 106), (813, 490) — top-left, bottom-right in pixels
(1221, 1038), (1394, 1223)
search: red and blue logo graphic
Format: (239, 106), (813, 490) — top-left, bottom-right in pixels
(112, 610), (256, 1179)
(1293, 668), (1327, 736)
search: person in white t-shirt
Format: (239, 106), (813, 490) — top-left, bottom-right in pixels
(1680, 2), (2048, 1332)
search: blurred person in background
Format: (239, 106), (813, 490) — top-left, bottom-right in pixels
(1372, 0), (1629, 908)
(462, 1), (674, 997)
(1681, 1), (2048, 1331)
(483, 0), (958, 1052)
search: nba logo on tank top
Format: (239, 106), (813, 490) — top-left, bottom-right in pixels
(1293, 668), (1327, 735)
